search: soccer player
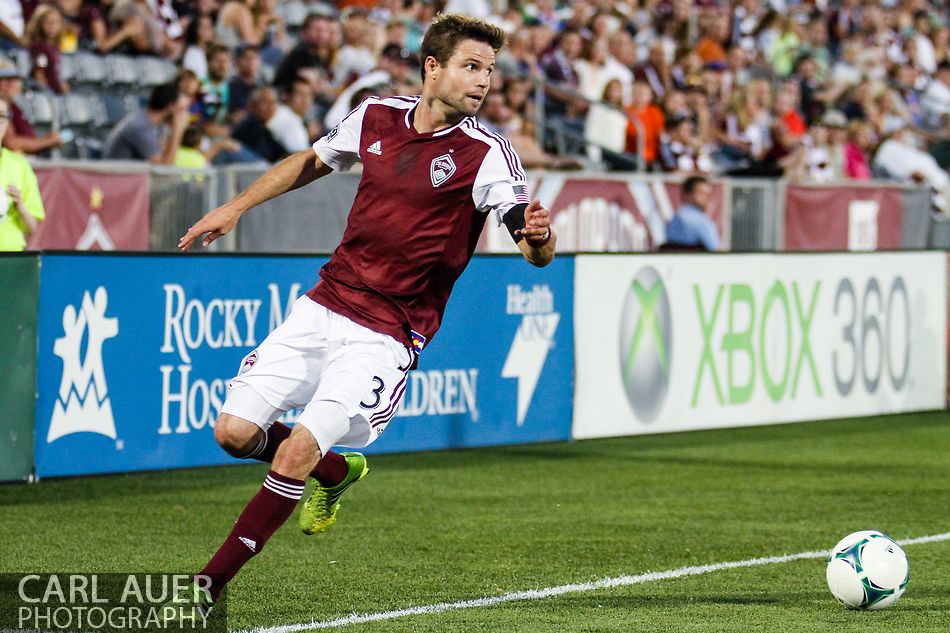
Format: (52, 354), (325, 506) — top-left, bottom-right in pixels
(174, 13), (555, 610)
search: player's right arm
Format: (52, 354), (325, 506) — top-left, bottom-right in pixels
(178, 149), (331, 250)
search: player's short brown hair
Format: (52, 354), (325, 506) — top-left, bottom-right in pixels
(419, 14), (507, 83)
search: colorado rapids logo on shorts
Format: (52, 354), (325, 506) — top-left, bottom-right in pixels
(430, 154), (456, 187)
(239, 350), (258, 375)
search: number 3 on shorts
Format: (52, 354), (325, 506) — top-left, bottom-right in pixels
(360, 376), (385, 409)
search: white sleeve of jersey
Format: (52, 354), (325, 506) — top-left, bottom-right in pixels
(312, 98), (371, 172)
(471, 139), (530, 223)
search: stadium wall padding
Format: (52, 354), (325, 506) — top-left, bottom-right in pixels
(31, 254), (574, 478)
(12, 251), (948, 481)
(572, 252), (947, 439)
(0, 254), (39, 482)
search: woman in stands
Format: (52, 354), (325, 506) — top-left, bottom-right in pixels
(26, 4), (69, 94)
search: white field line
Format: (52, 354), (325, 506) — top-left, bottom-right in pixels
(241, 532), (950, 633)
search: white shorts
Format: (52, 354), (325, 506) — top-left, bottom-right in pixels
(220, 296), (413, 452)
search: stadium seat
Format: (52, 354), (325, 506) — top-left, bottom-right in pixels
(138, 57), (177, 88)
(60, 93), (102, 133)
(12, 48), (30, 79)
(72, 51), (109, 87)
(21, 91), (57, 133)
(105, 54), (139, 86)
(59, 54), (75, 84)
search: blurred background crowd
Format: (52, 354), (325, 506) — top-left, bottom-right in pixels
(0, 0), (947, 196)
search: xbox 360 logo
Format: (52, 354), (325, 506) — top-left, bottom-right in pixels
(618, 267), (672, 423)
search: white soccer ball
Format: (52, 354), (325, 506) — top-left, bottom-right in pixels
(825, 530), (909, 610)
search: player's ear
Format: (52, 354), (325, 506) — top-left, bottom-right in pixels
(424, 56), (440, 82)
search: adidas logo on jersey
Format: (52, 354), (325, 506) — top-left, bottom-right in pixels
(367, 140), (382, 155)
(239, 536), (257, 552)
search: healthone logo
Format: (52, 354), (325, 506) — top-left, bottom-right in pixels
(502, 284), (559, 426)
(47, 287), (119, 443)
(618, 267), (672, 423)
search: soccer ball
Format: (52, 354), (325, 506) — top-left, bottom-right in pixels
(825, 530), (909, 610)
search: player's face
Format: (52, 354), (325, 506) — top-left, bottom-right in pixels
(431, 39), (495, 117)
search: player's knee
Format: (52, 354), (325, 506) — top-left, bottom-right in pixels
(214, 414), (261, 457)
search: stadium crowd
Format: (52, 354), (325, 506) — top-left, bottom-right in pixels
(0, 0), (947, 190)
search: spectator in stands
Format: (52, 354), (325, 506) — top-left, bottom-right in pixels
(54, 0), (107, 53)
(660, 115), (714, 174)
(181, 14), (215, 79)
(799, 16), (832, 82)
(0, 58), (62, 154)
(873, 127), (950, 212)
(721, 80), (771, 165)
(624, 82), (665, 170)
(843, 120), (874, 180)
(478, 91), (518, 136)
(910, 10), (937, 75)
(26, 4), (69, 94)
(252, 0), (288, 66)
(216, 0), (285, 66)
(103, 0), (174, 58)
(664, 175), (719, 252)
(496, 29), (540, 81)
(0, 0), (26, 49)
(175, 123), (240, 170)
(583, 77), (628, 167)
(333, 9), (379, 87)
(215, 0), (256, 49)
(502, 77), (536, 138)
(479, 91), (578, 170)
(323, 43), (420, 129)
(230, 86), (286, 162)
(573, 36), (610, 103)
(829, 38), (863, 89)
(200, 42), (232, 134)
(672, 48), (704, 91)
(102, 81), (189, 163)
(921, 61), (950, 130)
(634, 41), (672, 102)
(227, 44), (262, 122)
(792, 117), (837, 183)
(267, 77), (316, 152)
(934, 25), (949, 69)
(273, 13), (337, 100)
(0, 95), (44, 251)
(176, 68), (204, 121)
(695, 11), (729, 65)
(877, 88), (913, 135)
(823, 109), (849, 177)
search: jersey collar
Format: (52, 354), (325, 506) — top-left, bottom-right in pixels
(404, 100), (471, 137)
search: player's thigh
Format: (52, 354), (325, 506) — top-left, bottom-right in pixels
(223, 297), (330, 427)
(297, 338), (410, 451)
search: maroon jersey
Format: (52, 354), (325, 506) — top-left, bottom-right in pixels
(308, 95), (529, 351)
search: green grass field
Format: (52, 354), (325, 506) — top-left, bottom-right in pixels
(3, 411), (949, 632)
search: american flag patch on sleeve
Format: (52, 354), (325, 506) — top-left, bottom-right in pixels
(513, 184), (530, 203)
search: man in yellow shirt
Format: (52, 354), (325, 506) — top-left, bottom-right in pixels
(0, 95), (44, 250)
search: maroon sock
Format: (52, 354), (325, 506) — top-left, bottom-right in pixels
(243, 422), (291, 463)
(198, 471), (304, 600)
(243, 422), (348, 486)
(312, 450), (348, 487)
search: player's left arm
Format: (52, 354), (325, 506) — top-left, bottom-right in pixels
(502, 199), (556, 267)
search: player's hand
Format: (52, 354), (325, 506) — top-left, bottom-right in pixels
(515, 199), (551, 246)
(7, 185), (22, 208)
(178, 204), (241, 251)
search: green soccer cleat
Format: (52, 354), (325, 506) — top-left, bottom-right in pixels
(299, 452), (369, 535)
(160, 579), (214, 628)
